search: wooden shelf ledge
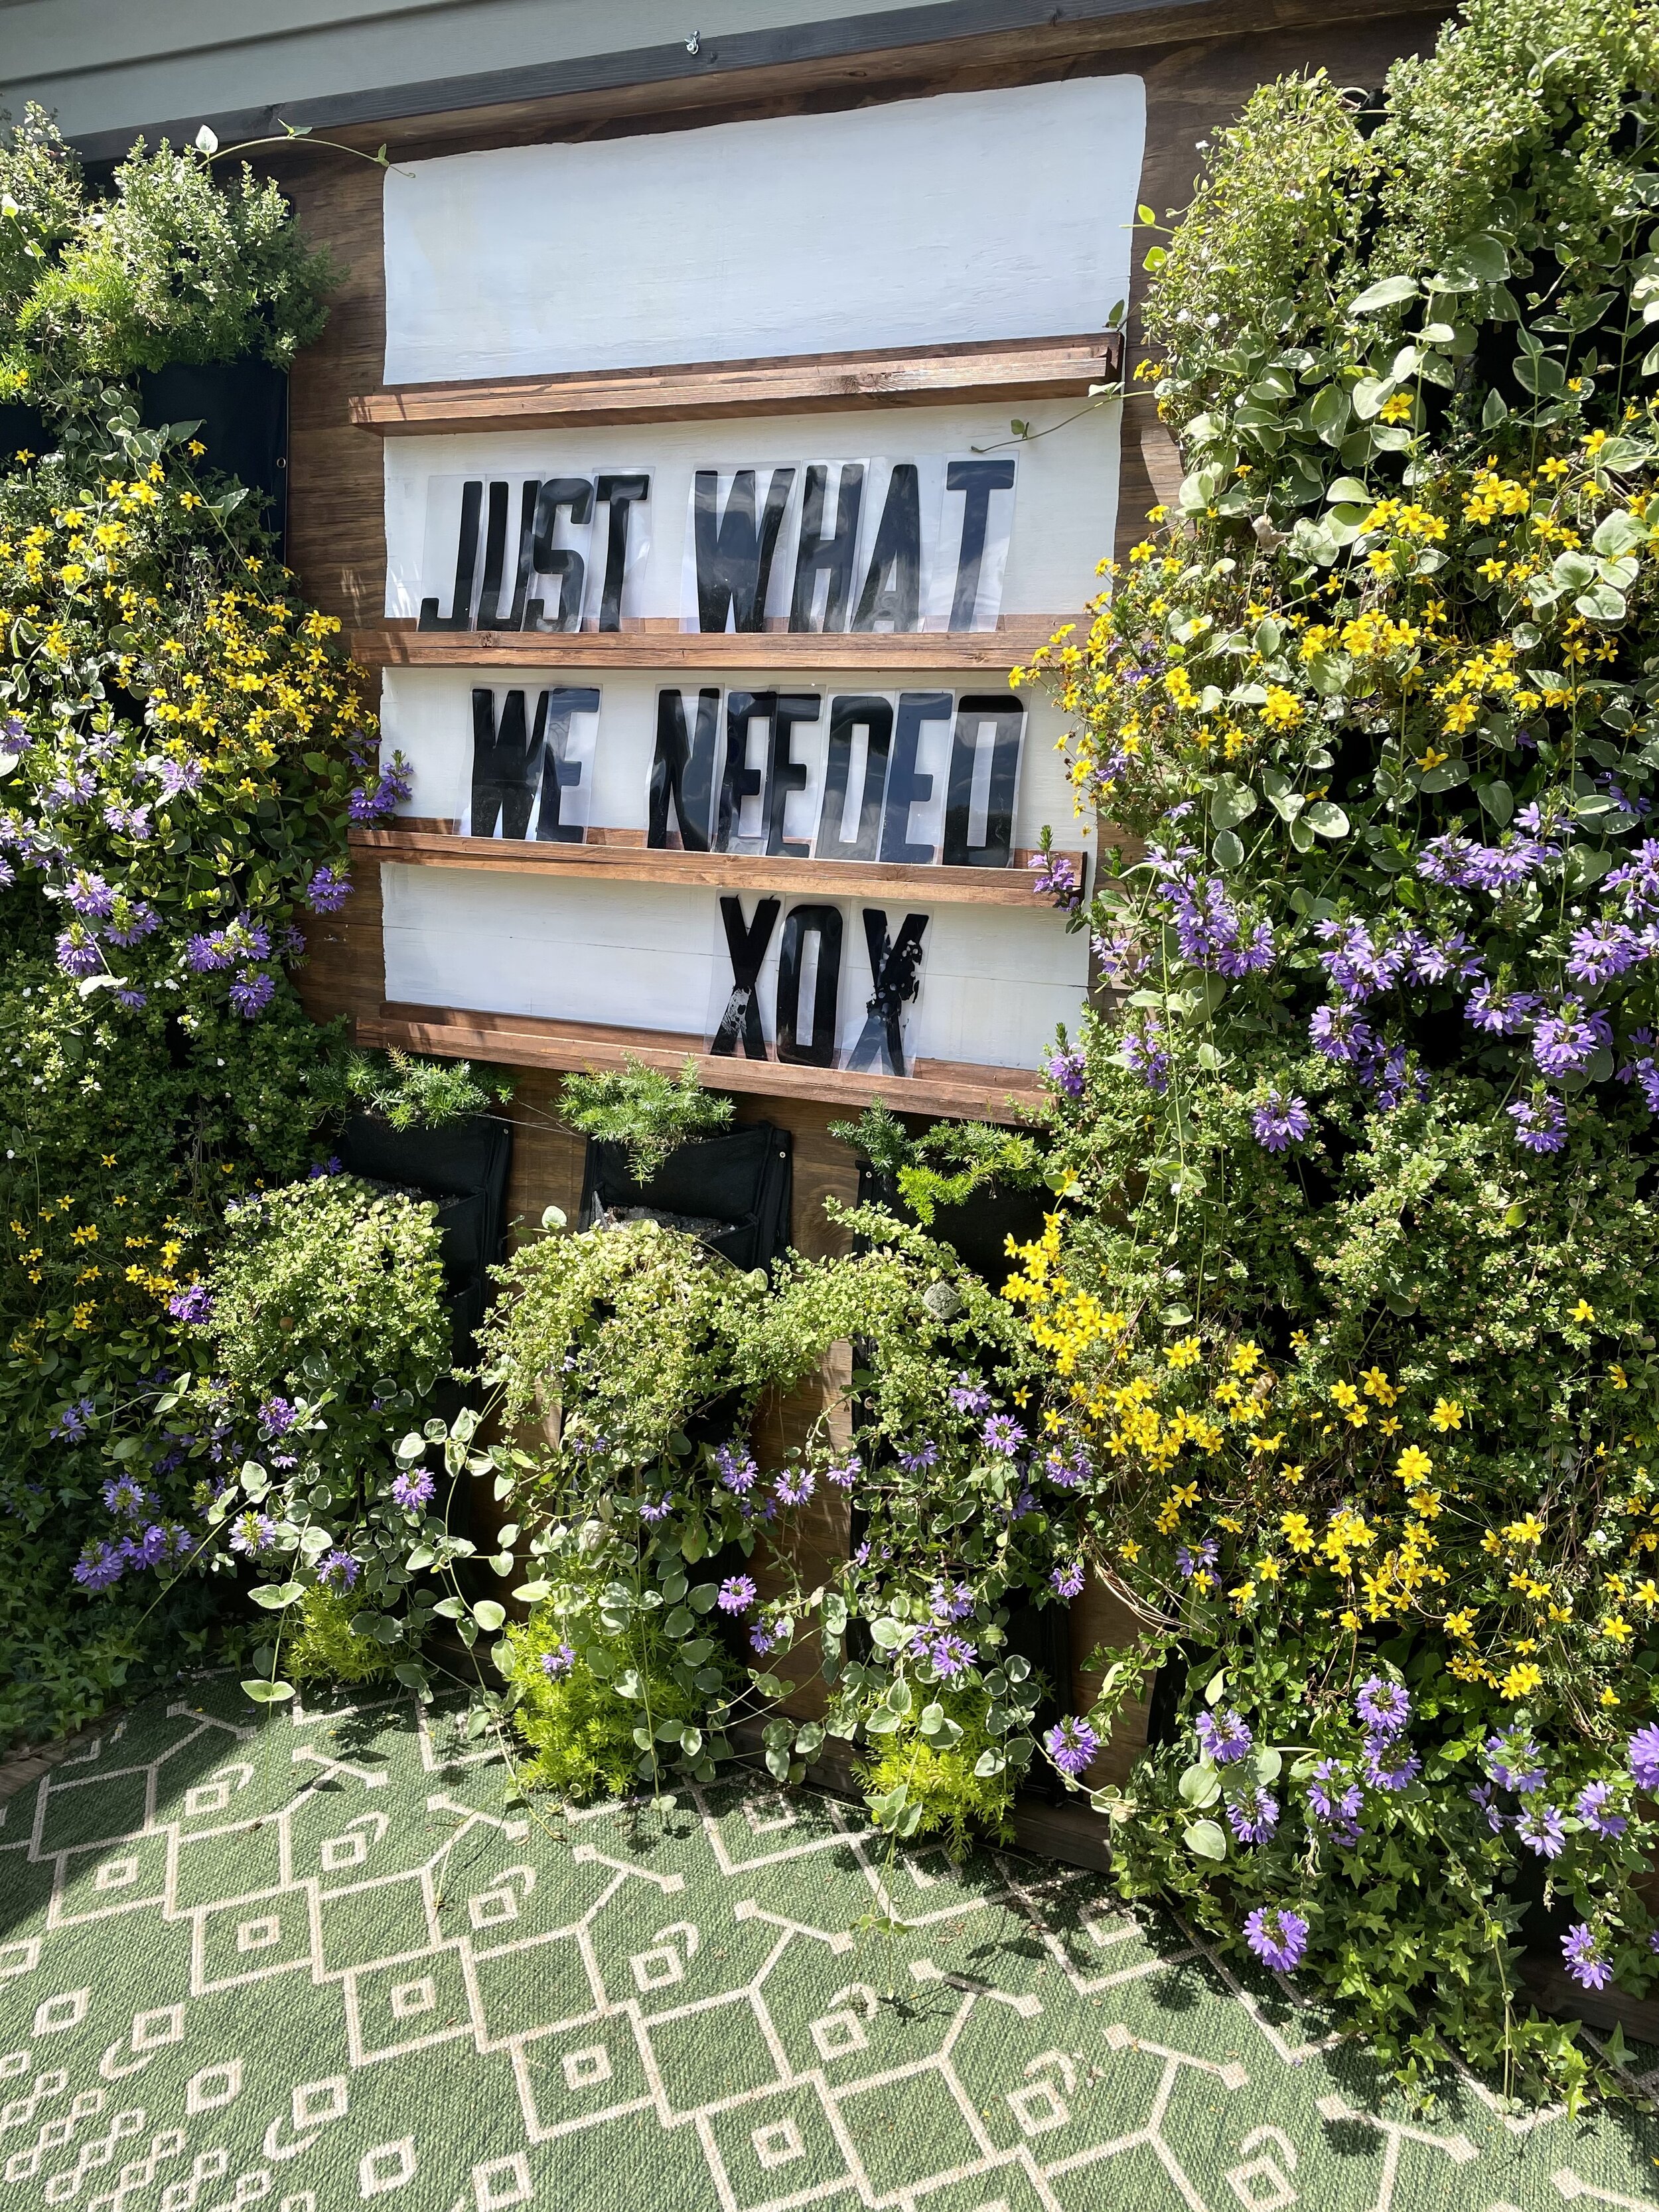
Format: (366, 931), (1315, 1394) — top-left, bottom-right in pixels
(354, 826), (1087, 907)
(353, 622), (1067, 671)
(350, 332), (1123, 436)
(360, 1003), (1045, 1124)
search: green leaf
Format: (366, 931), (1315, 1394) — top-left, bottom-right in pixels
(1350, 274), (1419, 313)
(1476, 779), (1514, 826)
(1592, 510), (1646, 557)
(1210, 776), (1258, 832)
(870, 1616), (906, 1649)
(1137, 202), (1156, 224)
(1418, 761), (1470, 793)
(250, 1582), (304, 1609)
(1303, 800), (1349, 839)
(242, 1679), (295, 1704)
(1324, 476), (1370, 504)
(1179, 1761), (1222, 1808)
(512, 1579), (551, 1601)
(1183, 1818), (1228, 1862)
(1481, 387), (1510, 428)
(1309, 385), (1350, 447)
(1212, 828), (1245, 870)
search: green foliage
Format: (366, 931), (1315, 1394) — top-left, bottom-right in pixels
(323, 1046), (514, 1132)
(501, 1578), (703, 1801)
(285, 1585), (397, 1686)
(856, 1688), (1016, 1856)
(1008, 0), (1659, 2097)
(830, 1104), (1048, 1224)
(0, 105), (84, 329)
(828, 1102), (914, 1176)
(560, 1055), (733, 1181)
(13, 124), (337, 387)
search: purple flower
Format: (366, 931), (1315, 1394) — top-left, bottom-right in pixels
(115, 988), (148, 1011)
(1619, 1033), (1659, 1114)
(68, 871), (115, 919)
(1488, 1730), (1548, 1795)
(1175, 1538), (1219, 1580)
(185, 930), (234, 973)
(1244, 1906), (1309, 1974)
(1309, 1002), (1375, 1066)
(930, 1581), (974, 1623)
(1626, 1724), (1659, 1793)
(1575, 1780), (1627, 1839)
(1314, 917), (1404, 1002)
(169, 1284), (212, 1324)
(1196, 1708), (1253, 1765)
(914, 1629), (977, 1679)
(317, 1550), (359, 1589)
(100, 1475), (153, 1519)
(155, 757), (204, 798)
(717, 1575), (757, 1614)
(229, 968), (275, 1019)
(1354, 1675), (1410, 1740)
(1045, 1716), (1101, 1777)
(1467, 982), (1543, 1037)
(1404, 928), (1482, 988)
(774, 1468), (815, 1507)
(1307, 1758), (1364, 1846)
(948, 1374), (991, 1416)
(638, 1493), (675, 1524)
(1123, 1019), (1171, 1094)
(540, 1643), (575, 1679)
(715, 1443), (758, 1496)
(1041, 1446), (1088, 1489)
(54, 931), (102, 979)
(1043, 1044), (1086, 1099)
(1562, 1923), (1613, 1992)
(1029, 850), (1083, 911)
(825, 1454), (861, 1491)
(305, 865), (353, 915)
(390, 1468), (435, 1513)
(1362, 1735), (1421, 1792)
(1226, 1786), (1280, 1844)
(1252, 1090), (1312, 1153)
(897, 1443), (939, 1474)
(52, 1396), (95, 1442)
(1567, 921), (1643, 988)
(1508, 1094), (1567, 1154)
(348, 765), (413, 824)
(123, 1523), (173, 1570)
(1514, 1802), (1566, 1859)
(103, 800), (152, 839)
(750, 1626), (775, 1654)
(258, 1395), (298, 1438)
(228, 1512), (277, 1557)
(72, 1542), (126, 1592)
(1532, 999), (1611, 1080)
(1050, 1560), (1086, 1599)
(981, 1414), (1025, 1455)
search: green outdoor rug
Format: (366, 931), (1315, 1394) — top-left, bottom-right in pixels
(4, 1682), (1659, 2211)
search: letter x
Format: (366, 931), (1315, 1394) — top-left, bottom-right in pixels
(711, 896), (780, 1059)
(845, 910), (928, 1076)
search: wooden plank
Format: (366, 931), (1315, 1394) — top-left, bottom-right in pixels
(351, 332), (1121, 435)
(352, 623), (1066, 670)
(360, 1003), (1044, 1123)
(349, 826), (1087, 907)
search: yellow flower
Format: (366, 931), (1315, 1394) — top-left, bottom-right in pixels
(1360, 1366), (1398, 1405)
(1444, 1609), (1475, 1639)
(1260, 686), (1305, 730)
(1501, 1662), (1543, 1700)
(1118, 1538), (1141, 1563)
(1166, 1337), (1202, 1370)
(1429, 1398), (1463, 1432)
(1415, 747), (1449, 772)
(1230, 1342), (1262, 1375)
(1395, 1444), (1433, 1485)
(1331, 1380), (1361, 1410)
(1601, 1615), (1634, 1644)
(1611, 1363), (1629, 1390)
(1571, 1299), (1596, 1324)
(1281, 1512), (1314, 1554)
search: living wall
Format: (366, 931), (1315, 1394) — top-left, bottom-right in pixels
(1003, 0), (1659, 2096)
(0, 110), (445, 1740)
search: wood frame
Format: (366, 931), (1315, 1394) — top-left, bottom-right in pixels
(352, 824), (1088, 905)
(361, 1001), (1046, 1121)
(350, 332), (1122, 435)
(353, 622), (1070, 670)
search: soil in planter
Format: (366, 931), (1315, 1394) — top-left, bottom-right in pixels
(579, 1122), (793, 1274)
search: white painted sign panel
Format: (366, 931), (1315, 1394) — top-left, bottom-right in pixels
(382, 78), (1148, 384)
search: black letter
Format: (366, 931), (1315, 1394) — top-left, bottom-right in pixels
(945, 459), (1016, 631)
(764, 693), (821, 858)
(533, 687), (602, 844)
(648, 688), (720, 851)
(849, 465), (920, 632)
(717, 690), (772, 851)
(594, 473), (650, 632)
(526, 478), (593, 632)
(789, 463), (863, 632)
(845, 909), (928, 1076)
(942, 696), (1025, 868)
(419, 479), (482, 630)
(879, 691), (952, 865)
(775, 904), (843, 1067)
(711, 895), (781, 1059)
(693, 467), (794, 632)
(469, 687), (541, 839)
(814, 695), (893, 863)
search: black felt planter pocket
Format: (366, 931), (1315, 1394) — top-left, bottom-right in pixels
(856, 1163), (1048, 1284)
(0, 400), (48, 462)
(333, 1112), (513, 1366)
(139, 359), (289, 552)
(579, 1122), (793, 1273)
